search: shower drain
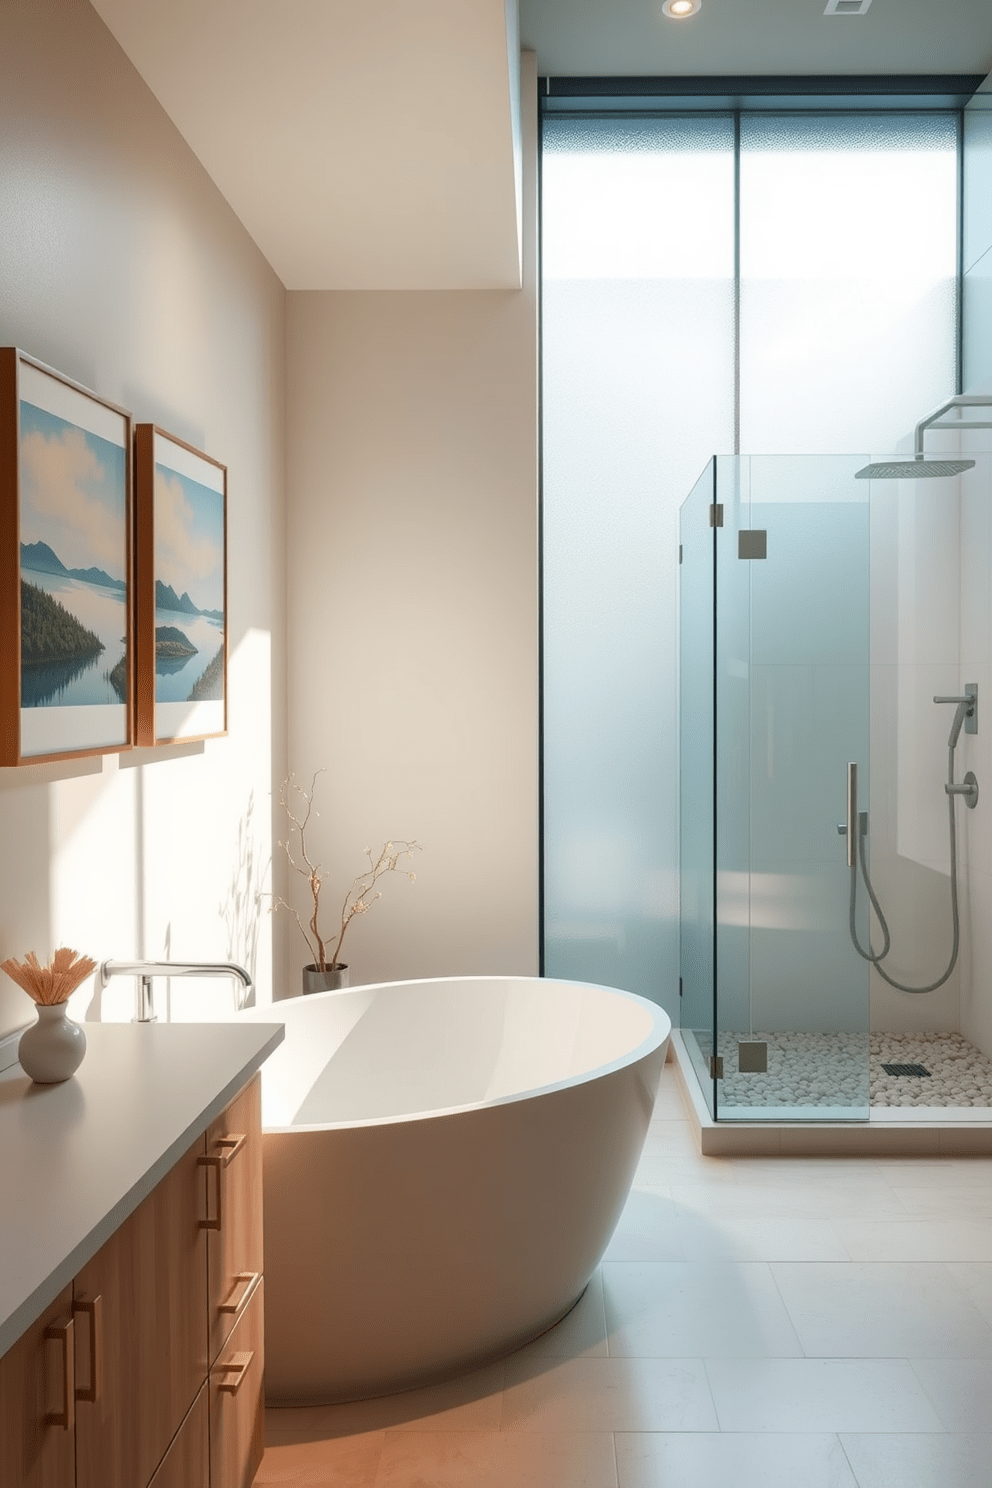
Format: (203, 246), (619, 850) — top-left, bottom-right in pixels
(881, 1063), (931, 1078)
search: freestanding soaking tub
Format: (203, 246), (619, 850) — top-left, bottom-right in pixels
(239, 975), (670, 1404)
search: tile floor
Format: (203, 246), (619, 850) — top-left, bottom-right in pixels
(256, 1065), (992, 1488)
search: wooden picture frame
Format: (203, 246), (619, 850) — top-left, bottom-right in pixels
(134, 426), (228, 746)
(0, 349), (133, 766)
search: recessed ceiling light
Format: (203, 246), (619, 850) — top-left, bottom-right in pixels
(662, 0), (701, 17)
(824, 0), (873, 13)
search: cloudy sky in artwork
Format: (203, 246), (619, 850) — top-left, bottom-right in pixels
(154, 462), (224, 614)
(19, 402), (127, 579)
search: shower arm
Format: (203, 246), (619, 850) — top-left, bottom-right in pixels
(914, 395), (992, 457)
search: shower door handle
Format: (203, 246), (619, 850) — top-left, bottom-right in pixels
(846, 763), (858, 868)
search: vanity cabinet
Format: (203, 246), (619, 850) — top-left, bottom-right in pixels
(0, 1069), (265, 1488)
(147, 1384), (209, 1488)
(205, 1073), (265, 1488)
(0, 1286), (75, 1488)
(209, 1279), (265, 1488)
(74, 1134), (207, 1488)
(206, 1074), (263, 1365)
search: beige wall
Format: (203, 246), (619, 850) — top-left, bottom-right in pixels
(282, 59), (539, 991)
(0, 0), (287, 1036)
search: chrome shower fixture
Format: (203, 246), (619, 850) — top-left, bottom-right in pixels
(855, 458), (975, 480)
(854, 392), (992, 480)
(936, 684), (979, 750)
(843, 685), (978, 994)
(914, 394), (992, 455)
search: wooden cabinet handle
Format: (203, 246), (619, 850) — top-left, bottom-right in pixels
(73, 1293), (103, 1403)
(215, 1133), (246, 1167)
(198, 1152), (223, 1231)
(44, 1313), (75, 1430)
(216, 1350), (253, 1394)
(198, 1133), (246, 1230)
(219, 1271), (259, 1315)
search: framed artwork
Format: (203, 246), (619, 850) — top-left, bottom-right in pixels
(0, 349), (133, 766)
(134, 425), (227, 745)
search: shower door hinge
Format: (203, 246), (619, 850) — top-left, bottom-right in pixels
(679, 976), (683, 999)
(709, 503), (724, 528)
(679, 544), (683, 564)
(709, 1055), (724, 1079)
(738, 529), (767, 560)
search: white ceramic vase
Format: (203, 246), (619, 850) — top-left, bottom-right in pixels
(18, 1003), (87, 1084)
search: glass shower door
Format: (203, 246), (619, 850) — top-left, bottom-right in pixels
(679, 460), (717, 1116)
(715, 455), (871, 1120)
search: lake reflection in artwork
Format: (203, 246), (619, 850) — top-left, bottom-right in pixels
(153, 459), (224, 706)
(16, 384), (129, 748)
(20, 570), (128, 708)
(134, 424), (227, 745)
(153, 610), (224, 701)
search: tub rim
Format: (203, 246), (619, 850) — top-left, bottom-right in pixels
(241, 973), (671, 1135)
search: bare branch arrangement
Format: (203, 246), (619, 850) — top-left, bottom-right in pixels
(1, 948), (97, 1005)
(275, 771), (422, 973)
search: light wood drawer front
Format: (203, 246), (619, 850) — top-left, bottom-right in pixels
(209, 1277), (264, 1488)
(0, 1285), (75, 1488)
(206, 1073), (263, 1363)
(147, 1382), (208, 1488)
(74, 1137), (207, 1488)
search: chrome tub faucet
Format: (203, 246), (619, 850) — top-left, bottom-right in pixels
(99, 960), (253, 1023)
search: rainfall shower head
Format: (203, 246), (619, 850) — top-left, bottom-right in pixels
(855, 458), (976, 480)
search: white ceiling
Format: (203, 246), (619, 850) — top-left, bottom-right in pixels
(89, 0), (992, 292)
(522, 0), (992, 80)
(89, 0), (523, 291)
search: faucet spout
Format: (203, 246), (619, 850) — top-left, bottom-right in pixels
(99, 959), (253, 1023)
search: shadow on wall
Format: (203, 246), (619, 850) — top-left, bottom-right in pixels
(0, 756), (97, 1040)
(220, 790), (268, 1007)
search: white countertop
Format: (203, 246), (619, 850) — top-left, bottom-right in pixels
(0, 1019), (283, 1358)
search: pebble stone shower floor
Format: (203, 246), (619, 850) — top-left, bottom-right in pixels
(700, 1031), (992, 1109)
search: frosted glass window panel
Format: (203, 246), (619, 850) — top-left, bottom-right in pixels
(740, 114), (959, 455)
(542, 116), (735, 282)
(964, 244), (992, 394)
(963, 103), (992, 277)
(542, 116), (735, 1012)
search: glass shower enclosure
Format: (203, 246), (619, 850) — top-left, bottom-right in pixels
(680, 455), (872, 1121)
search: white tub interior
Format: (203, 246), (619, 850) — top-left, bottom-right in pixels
(240, 976), (662, 1128)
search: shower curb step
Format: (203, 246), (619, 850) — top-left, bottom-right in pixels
(669, 1032), (992, 1157)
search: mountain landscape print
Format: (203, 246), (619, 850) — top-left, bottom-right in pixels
(153, 450), (225, 708)
(19, 399), (128, 711)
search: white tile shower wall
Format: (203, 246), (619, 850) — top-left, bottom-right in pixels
(959, 442), (992, 1058)
(868, 463), (966, 1035)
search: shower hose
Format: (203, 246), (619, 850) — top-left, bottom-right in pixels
(848, 743), (960, 994)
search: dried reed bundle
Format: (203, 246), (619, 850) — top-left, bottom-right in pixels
(0, 947), (97, 1006)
